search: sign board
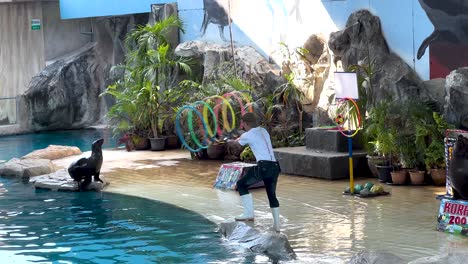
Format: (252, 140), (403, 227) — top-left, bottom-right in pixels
(31, 19), (41, 30)
(213, 162), (264, 190)
(444, 130), (468, 198)
(438, 198), (468, 236)
(334, 72), (358, 99)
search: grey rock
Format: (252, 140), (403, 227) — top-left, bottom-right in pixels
(423, 78), (446, 112)
(328, 10), (430, 106)
(347, 251), (405, 264)
(0, 158), (56, 178)
(19, 43), (106, 131)
(218, 221), (296, 261)
(30, 169), (108, 192)
(175, 41), (285, 96)
(22, 145), (82, 160)
(444, 67), (468, 128)
(408, 253), (468, 264)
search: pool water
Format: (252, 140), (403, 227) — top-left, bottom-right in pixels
(0, 129), (117, 162)
(0, 178), (247, 263)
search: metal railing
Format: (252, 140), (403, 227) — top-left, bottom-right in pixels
(0, 97), (18, 126)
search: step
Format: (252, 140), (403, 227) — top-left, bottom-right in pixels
(274, 146), (369, 180)
(305, 128), (363, 152)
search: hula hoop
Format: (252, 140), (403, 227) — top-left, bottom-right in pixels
(222, 92), (251, 130)
(334, 97), (362, 138)
(229, 91), (253, 112)
(206, 95), (236, 136)
(175, 92), (252, 152)
(175, 105), (210, 152)
(190, 101), (217, 139)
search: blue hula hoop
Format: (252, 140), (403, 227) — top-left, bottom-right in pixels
(175, 105), (211, 152)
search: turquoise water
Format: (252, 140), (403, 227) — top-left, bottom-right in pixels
(0, 131), (261, 263)
(0, 129), (117, 162)
(0, 178), (248, 263)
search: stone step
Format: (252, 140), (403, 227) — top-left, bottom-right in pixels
(274, 146), (370, 180)
(305, 128), (364, 152)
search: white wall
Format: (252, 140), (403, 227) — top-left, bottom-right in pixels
(42, 1), (93, 61)
(0, 1), (45, 123)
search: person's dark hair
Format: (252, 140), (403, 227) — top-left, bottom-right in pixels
(241, 112), (258, 127)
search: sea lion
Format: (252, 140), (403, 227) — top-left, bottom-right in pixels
(68, 138), (104, 190)
(449, 135), (468, 200)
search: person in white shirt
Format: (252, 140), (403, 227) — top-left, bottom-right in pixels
(232, 112), (281, 232)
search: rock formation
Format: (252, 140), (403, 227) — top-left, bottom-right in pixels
(0, 158), (56, 178)
(328, 9), (431, 106)
(19, 43), (106, 131)
(175, 41), (285, 97)
(218, 221), (296, 261)
(444, 67), (468, 128)
(347, 251), (405, 264)
(22, 145), (82, 160)
(31, 169), (108, 192)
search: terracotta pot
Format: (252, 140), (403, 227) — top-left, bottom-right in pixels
(391, 170), (407, 185)
(409, 170), (425, 185)
(165, 135), (180, 149)
(431, 168), (446, 186)
(132, 136), (150, 150)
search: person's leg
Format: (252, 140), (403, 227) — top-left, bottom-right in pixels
(235, 166), (261, 221)
(263, 166), (280, 232)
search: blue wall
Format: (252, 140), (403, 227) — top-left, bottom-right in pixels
(59, 0), (434, 80)
(59, 0), (170, 19)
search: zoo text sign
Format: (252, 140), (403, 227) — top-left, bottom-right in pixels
(438, 198), (468, 236)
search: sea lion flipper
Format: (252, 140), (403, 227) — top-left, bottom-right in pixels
(417, 30), (439, 59)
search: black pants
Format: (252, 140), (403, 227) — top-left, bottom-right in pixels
(236, 160), (280, 208)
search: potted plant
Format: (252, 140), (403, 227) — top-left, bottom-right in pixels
(365, 100), (400, 183)
(424, 139), (446, 185)
(416, 112), (453, 185)
(123, 16), (193, 151)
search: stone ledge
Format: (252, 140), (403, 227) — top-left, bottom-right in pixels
(274, 147), (369, 180)
(30, 169), (108, 192)
(305, 128), (363, 152)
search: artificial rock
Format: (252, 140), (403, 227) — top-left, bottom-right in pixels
(328, 9), (430, 105)
(444, 67), (468, 128)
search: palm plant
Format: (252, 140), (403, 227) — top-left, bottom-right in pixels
(122, 15), (192, 139)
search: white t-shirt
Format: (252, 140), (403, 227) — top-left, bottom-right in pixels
(238, 127), (276, 162)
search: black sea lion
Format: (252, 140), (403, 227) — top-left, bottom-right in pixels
(68, 138), (104, 190)
(449, 135), (468, 200)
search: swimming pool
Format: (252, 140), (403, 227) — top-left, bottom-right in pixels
(0, 178), (249, 263)
(0, 129), (116, 162)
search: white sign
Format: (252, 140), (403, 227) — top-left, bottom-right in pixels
(334, 72), (358, 99)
